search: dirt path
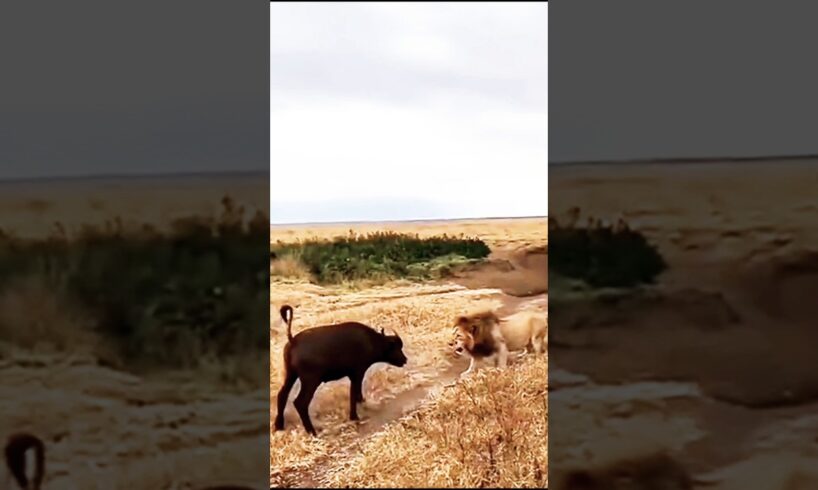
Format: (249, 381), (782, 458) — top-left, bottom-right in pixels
(450, 247), (548, 298)
(271, 360), (467, 488)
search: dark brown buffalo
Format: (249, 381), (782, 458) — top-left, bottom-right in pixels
(274, 305), (407, 435)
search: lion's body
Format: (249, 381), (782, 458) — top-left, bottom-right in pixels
(498, 310), (547, 353)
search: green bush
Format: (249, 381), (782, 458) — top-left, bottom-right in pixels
(549, 224), (666, 288)
(0, 196), (269, 371)
(272, 232), (491, 284)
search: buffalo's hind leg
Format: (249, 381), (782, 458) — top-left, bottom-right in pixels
(274, 370), (298, 431)
(294, 375), (321, 436)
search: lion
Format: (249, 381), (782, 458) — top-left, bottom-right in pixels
(450, 308), (547, 378)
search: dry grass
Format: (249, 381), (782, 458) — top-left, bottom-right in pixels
(0, 275), (99, 354)
(269, 283), (547, 487)
(324, 356), (548, 488)
(271, 217), (548, 488)
(550, 161), (818, 262)
(271, 254), (312, 280)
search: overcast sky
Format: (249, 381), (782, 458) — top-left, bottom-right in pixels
(0, 2), (268, 180)
(551, 2), (818, 163)
(270, 2), (548, 224)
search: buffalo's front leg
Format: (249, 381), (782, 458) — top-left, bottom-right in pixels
(349, 373), (365, 421)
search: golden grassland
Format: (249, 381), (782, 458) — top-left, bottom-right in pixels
(550, 161), (818, 260)
(271, 216), (547, 250)
(270, 218), (548, 488)
(323, 356), (548, 488)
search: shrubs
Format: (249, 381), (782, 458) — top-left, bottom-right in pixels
(271, 232), (491, 284)
(549, 218), (666, 288)
(0, 196), (269, 373)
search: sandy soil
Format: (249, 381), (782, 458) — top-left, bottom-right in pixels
(0, 174), (270, 489)
(549, 159), (818, 489)
(270, 218), (548, 488)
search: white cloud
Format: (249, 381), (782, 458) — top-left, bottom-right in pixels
(271, 2), (547, 223)
(388, 33), (457, 68)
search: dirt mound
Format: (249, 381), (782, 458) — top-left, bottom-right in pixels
(728, 250), (818, 324)
(451, 247), (548, 297)
(551, 284), (818, 408)
(555, 453), (697, 490)
(552, 288), (740, 333)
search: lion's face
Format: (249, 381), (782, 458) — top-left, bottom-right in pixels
(448, 327), (468, 358)
(450, 311), (499, 357)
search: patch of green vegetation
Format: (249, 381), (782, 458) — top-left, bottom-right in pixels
(271, 232), (491, 284)
(549, 225), (666, 288)
(0, 197), (269, 375)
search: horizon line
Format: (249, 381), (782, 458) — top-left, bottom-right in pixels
(0, 169), (268, 184)
(552, 152), (818, 166)
(5, 151), (816, 182)
(270, 215), (547, 227)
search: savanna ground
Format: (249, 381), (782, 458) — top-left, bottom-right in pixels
(0, 174), (270, 489)
(549, 159), (818, 489)
(270, 218), (548, 488)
